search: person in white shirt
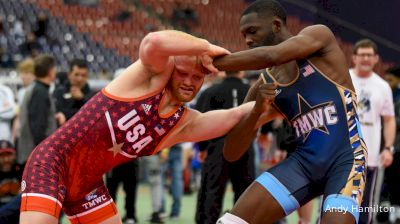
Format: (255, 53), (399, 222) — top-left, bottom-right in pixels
(349, 39), (396, 224)
(0, 83), (16, 142)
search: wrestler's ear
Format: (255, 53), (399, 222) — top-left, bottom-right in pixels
(272, 18), (283, 33)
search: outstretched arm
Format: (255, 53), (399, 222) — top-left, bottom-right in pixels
(213, 25), (335, 71)
(177, 102), (255, 143)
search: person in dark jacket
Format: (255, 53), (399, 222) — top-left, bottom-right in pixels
(195, 71), (255, 224)
(53, 59), (94, 120)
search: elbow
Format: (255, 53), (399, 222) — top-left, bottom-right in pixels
(224, 153), (238, 162)
(223, 143), (240, 162)
(140, 32), (162, 52)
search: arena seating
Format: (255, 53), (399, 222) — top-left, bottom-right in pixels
(0, 0), (393, 74)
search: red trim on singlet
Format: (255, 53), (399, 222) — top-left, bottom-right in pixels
(153, 108), (188, 154)
(20, 193), (63, 219)
(101, 88), (161, 102)
(68, 201), (118, 224)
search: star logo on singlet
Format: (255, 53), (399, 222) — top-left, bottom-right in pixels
(174, 112), (180, 119)
(291, 94), (337, 141)
(108, 142), (125, 157)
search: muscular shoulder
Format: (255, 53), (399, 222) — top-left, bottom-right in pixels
(106, 60), (173, 98)
(174, 108), (200, 134)
(180, 108), (200, 126)
(159, 108), (199, 147)
(299, 25), (335, 39)
(300, 25), (337, 52)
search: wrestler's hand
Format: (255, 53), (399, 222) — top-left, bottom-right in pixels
(254, 83), (277, 113)
(200, 44), (230, 73)
(206, 43), (230, 57)
(199, 54), (218, 73)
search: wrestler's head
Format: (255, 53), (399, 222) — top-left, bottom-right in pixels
(168, 55), (207, 102)
(240, 0), (287, 48)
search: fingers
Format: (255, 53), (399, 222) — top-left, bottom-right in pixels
(259, 83), (278, 90)
(200, 54), (219, 73)
(258, 83), (278, 102)
(254, 83), (278, 112)
(208, 44), (230, 57)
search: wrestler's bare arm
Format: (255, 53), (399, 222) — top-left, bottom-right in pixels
(223, 101), (282, 162)
(139, 30), (212, 75)
(106, 30), (228, 97)
(174, 102), (256, 143)
(213, 25), (335, 71)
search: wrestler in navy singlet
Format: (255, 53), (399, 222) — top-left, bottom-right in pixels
(256, 59), (367, 222)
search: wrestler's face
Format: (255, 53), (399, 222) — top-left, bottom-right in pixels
(240, 12), (279, 48)
(352, 47), (379, 75)
(169, 56), (205, 102)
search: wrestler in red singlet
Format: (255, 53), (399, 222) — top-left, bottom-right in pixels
(21, 88), (186, 223)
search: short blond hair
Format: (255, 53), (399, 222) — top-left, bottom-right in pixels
(17, 58), (34, 74)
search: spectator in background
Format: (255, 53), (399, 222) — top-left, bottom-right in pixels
(171, 2), (198, 31)
(112, 4), (134, 22)
(53, 59), (94, 120)
(385, 67), (400, 103)
(383, 67), (400, 223)
(349, 39), (396, 224)
(17, 54), (65, 165)
(19, 32), (40, 58)
(11, 58), (35, 144)
(0, 140), (21, 206)
(106, 161), (139, 224)
(0, 18), (8, 68)
(142, 154), (165, 224)
(55, 71), (69, 88)
(195, 71), (255, 224)
(0, 140), (22, 224)
(0, 83), (16, 142)
(34, 12), (49, 39)
(160, 143), (188, 220)
(16, 59), (35, 104)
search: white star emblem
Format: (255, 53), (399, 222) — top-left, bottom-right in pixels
(174, 113), (180, 119)
(107, 142), (124, 157)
